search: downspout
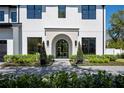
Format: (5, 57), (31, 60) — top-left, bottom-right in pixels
(18, 5), (20, 23)
(8, 6), (10, 23)
(102, 5), (105, 55)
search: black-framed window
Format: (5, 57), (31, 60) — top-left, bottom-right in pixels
(58, 5), (66, 18)
(0, 11), (4, 21)
(11, 12), (17, 22)
(81, 5), (96, 19)
(28, 37), (42, 54)
(27, 5), (42, 19)
(82, 38), (96, 54)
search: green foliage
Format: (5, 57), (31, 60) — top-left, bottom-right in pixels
(47, 55), (54, 64)
(4, 53), (40, 64)
(70, 54), (119, 64)
(40, 41), (47, 61)
(88, 57), (110, 63)
(104, 55), (117, 61)
(116, 59), (124, 62)
(84, 54), (119, 63)
(117, 53), (124, 59)
(76, 42), (84, 63)
(119, 53), (124, 58)
(107, 40), (124, 49)
(108, 10), (124, 41)
(69, 55), (77, 64)
(0, 71), (124, 88)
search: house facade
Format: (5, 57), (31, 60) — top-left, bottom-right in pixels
(0, 5), (106, 61)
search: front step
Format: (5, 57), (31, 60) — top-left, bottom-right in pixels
(54, 58), (70, 61)
(52, 58), (71, 66)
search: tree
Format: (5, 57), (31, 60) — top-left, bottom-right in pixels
(76, 42), (84, 64)
(108, 10), (124, 42)
(40, 41), (47, 65)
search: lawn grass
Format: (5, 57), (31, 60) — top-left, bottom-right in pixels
(116, 59), (124, 62)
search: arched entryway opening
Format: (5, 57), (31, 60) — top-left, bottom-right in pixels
(56, 39), (69, 58)
(52, 34), (72, 58)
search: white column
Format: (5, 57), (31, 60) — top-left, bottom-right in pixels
(13, 26), (20, 54)
(7, 40), (13, 55)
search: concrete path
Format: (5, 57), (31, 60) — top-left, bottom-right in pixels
(0, 60), (124, 75)
(79, 66), (124, 75)
(0, 62), (4, 65)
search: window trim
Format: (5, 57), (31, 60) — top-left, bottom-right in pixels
(27, 37), (42, 54)
(82, 37), (96, 54)
(58, 5), (66, 18)
(0, 11), (4, 21)
(81, 5), (96, 20)
(27, 5), (42, 19)
(11, 12), (17, 22)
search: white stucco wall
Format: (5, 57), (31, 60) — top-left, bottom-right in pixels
(45, 28), (79, 56)
(0, 7), (9, 23)
(19, 5), (105, 55)
(22, 31), (44, 54)
(0, 6), (17, 23)
(0, 5), (105, 56)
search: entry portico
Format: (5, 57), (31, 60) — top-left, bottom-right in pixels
(45, 28), (79, 58)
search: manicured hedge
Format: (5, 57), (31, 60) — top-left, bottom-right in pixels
(88, 57), (110, 63)
(69, 55), (77, 64)
(103, 55), (117, 61)
(3, 54), (54, 66)
(70, 54), (119, 64)
(0, 71), (124, 88)
(4, 53), (40, 64)
(84, 55), (118, 63)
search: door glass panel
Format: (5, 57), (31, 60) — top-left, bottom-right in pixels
(56, 39), (69, 58)
(28, 37), (42, 54)
(82, 38), (96, 54)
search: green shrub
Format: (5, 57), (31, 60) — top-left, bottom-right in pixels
(4, 53), (40, 65)
(119, 53), (124, 58)
(84, 55), (118, 63)
(47, 55), (54, 63)
(0, 71), (124, 88)
(40, 41), (47, 65)
(107, 40), (124, 50)
(76, 42), (84, 64)
(104, 55), (117, 61)
(69, 55), (77, 62)
(88, 56), (110, 63)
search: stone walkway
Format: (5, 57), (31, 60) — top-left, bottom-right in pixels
(0, 60), (124, 75)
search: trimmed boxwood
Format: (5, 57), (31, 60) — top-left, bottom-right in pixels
(88, 57), (110, 63)
(47, 55), (54, 64)
(84, 55), (118, 63)
(69, 55), (77, 64)
(4, 53), (40, 64)
(3, 54), (54, 67)
(103, 55), (117, 61)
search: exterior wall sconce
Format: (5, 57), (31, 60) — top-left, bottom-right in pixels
(47, 40), (49, 47)
(75, 40), (77, 46)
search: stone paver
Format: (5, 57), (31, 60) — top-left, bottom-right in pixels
(0, 60), (124, 75)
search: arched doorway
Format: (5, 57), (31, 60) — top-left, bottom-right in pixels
(52, 34), (72, 58)
(56, 39), (69, 58)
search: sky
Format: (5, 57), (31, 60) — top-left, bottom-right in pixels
(106, 5), (124, 30)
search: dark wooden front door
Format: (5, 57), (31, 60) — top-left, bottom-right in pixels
(0, 40), (7, 62)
